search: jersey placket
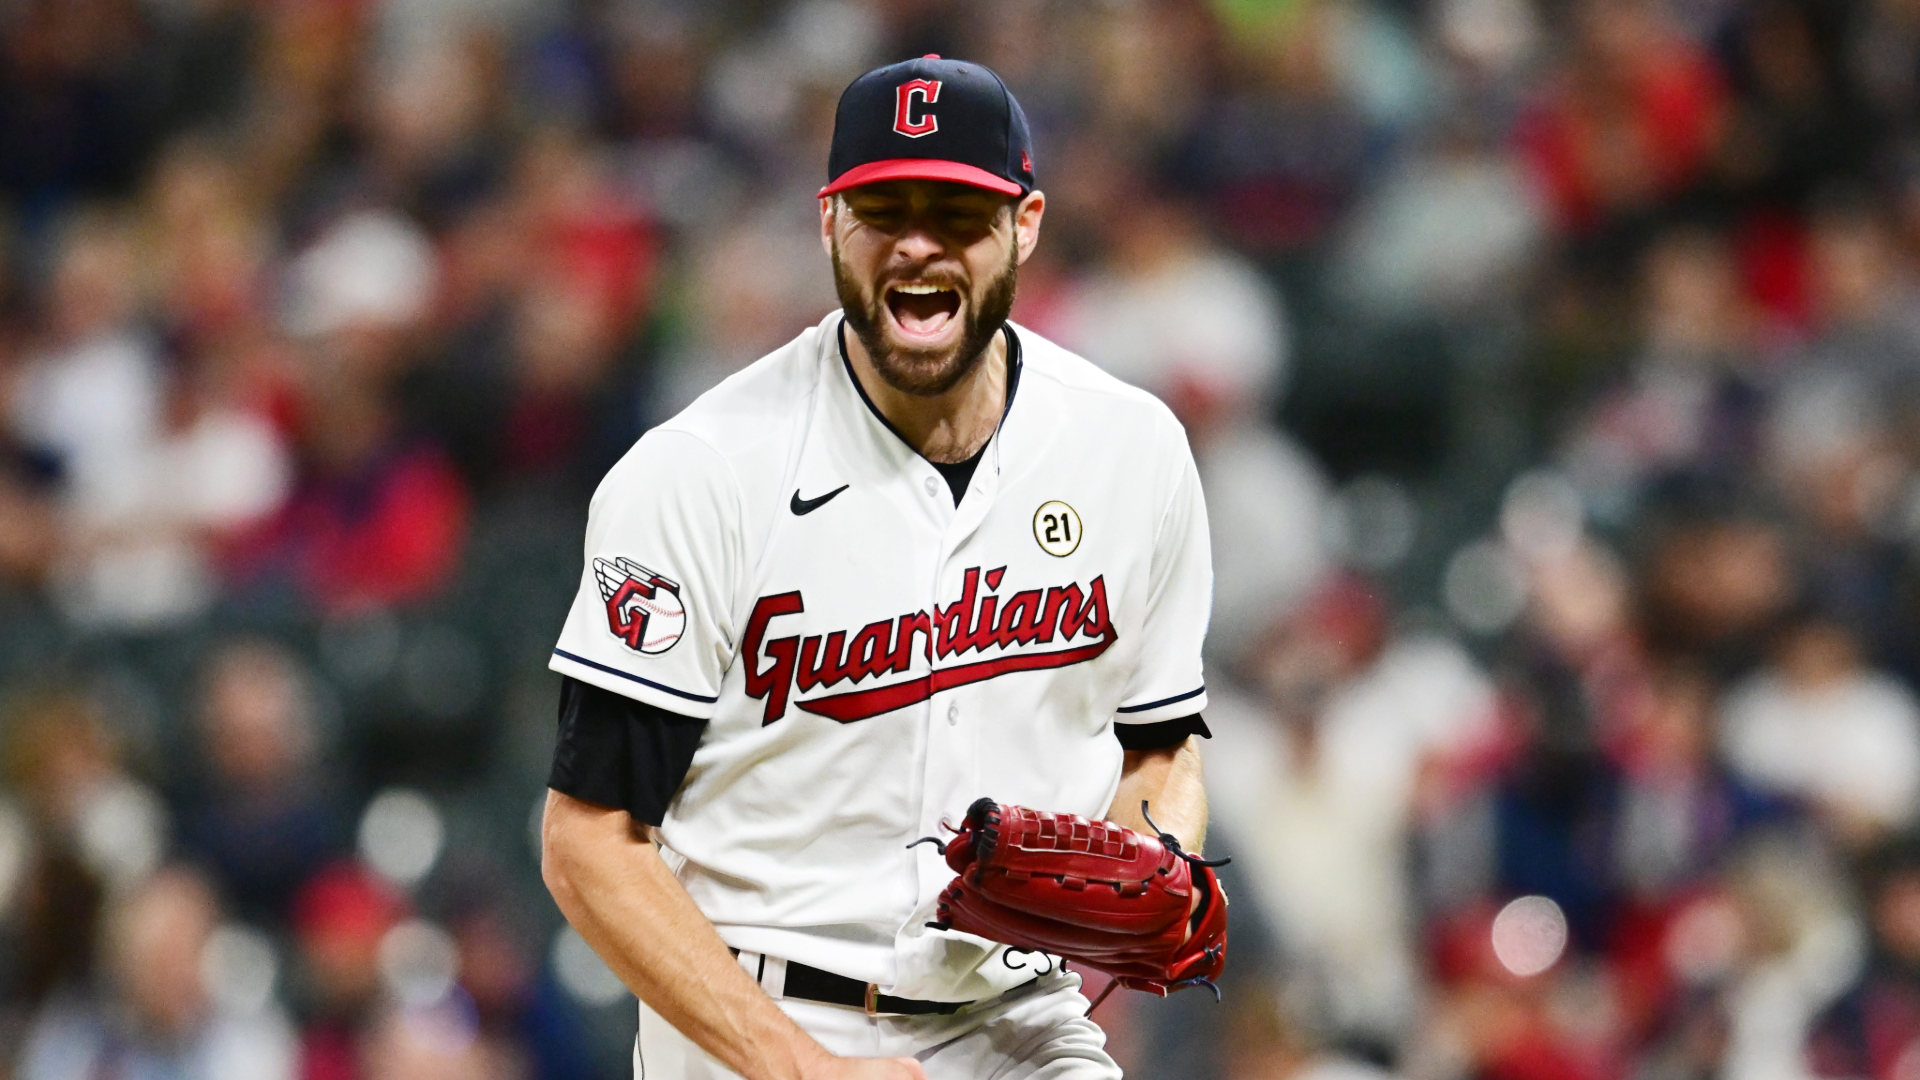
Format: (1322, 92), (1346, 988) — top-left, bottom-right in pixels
(819, 322), (1027, 936)
(817, 327), (979, 962)
(911, 378), (1013, 914)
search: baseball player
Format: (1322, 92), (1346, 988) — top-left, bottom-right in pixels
(540, 55), (1221, 1080)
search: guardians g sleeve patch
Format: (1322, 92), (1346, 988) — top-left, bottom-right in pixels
(593, 556), (687, 655)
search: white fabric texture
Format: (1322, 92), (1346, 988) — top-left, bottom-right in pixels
(633, 968), (1118, 1080)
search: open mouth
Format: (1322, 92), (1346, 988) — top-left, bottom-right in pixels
(885, 283), (962, 340)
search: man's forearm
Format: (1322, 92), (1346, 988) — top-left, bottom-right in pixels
(540, 790), (828, 1080)
(1106, 735), (1208, 851)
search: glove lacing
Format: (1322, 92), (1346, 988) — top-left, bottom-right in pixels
(1132, 801), (1228, 1003)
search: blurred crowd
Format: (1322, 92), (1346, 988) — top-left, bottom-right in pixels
(6, 0), (1920, 1078)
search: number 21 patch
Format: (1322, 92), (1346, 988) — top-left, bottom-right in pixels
(1033, 501), (1082, 557)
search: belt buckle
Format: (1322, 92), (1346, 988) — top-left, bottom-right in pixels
(865, 983), (881, 1016)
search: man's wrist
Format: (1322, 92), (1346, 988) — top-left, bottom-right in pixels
(773, 1036), (838, 1080)
(738, 1018), (833, 1080)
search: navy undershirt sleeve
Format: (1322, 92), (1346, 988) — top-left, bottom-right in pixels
(1113, 714), (1211, 751)
(549, 675), (708, 826)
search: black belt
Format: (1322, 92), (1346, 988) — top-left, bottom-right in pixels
(731, 949), (968, 1016)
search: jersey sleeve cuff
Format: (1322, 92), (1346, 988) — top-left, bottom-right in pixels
(1114, 714), (1211, 750)
(549, 649), (721, 720)
(1113, 685), (1208, 724)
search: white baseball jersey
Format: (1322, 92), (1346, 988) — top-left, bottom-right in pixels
(550, 310), (1212, 1002)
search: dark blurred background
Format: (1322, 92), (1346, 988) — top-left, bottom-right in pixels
(6, 0), (1920, 1077)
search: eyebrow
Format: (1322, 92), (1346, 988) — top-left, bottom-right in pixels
(840, 192), (1013, 226)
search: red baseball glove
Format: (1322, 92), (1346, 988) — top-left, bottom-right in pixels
(917, 798), (1227, 1000)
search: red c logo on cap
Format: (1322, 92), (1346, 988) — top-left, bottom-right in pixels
(893, 79), (941, 138)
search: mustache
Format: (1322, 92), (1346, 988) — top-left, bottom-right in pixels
(875, 268), (970, 292)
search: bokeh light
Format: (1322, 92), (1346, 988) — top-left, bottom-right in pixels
(378, 919), (460, 1009)
(358, 788), (445, 890)
(200, 923), (280, 1018)
(1491, 895), (1569, 978)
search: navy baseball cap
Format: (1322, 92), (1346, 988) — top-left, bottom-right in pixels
(821, 55), (1036, 199)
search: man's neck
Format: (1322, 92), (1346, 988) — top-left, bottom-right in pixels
(844, 326), (1008, 464)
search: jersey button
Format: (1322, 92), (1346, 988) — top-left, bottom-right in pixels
(924, 476), (939, 496)
(947, 703), (959, 725)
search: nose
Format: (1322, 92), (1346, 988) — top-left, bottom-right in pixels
(891, 218), (947, 264)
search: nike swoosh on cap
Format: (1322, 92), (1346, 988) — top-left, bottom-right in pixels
(790, 485), (850, 515)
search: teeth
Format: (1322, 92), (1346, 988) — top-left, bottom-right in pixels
(892, 284), (953, 294)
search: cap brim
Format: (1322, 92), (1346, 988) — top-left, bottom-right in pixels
(819, 159), (1024, 198)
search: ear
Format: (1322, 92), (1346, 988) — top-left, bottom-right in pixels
(1012, 190), (1045, 266)
(819, 196), (836, 257)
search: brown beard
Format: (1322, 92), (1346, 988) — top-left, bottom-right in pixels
(832, 240), (1018, 398)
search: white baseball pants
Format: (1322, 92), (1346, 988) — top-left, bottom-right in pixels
(632, 963), (1121, 1079)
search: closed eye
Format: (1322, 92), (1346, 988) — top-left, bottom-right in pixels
(846, 199), (908, 231)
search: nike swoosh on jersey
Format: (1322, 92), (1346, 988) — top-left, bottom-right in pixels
(789, 485), (850, 515)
